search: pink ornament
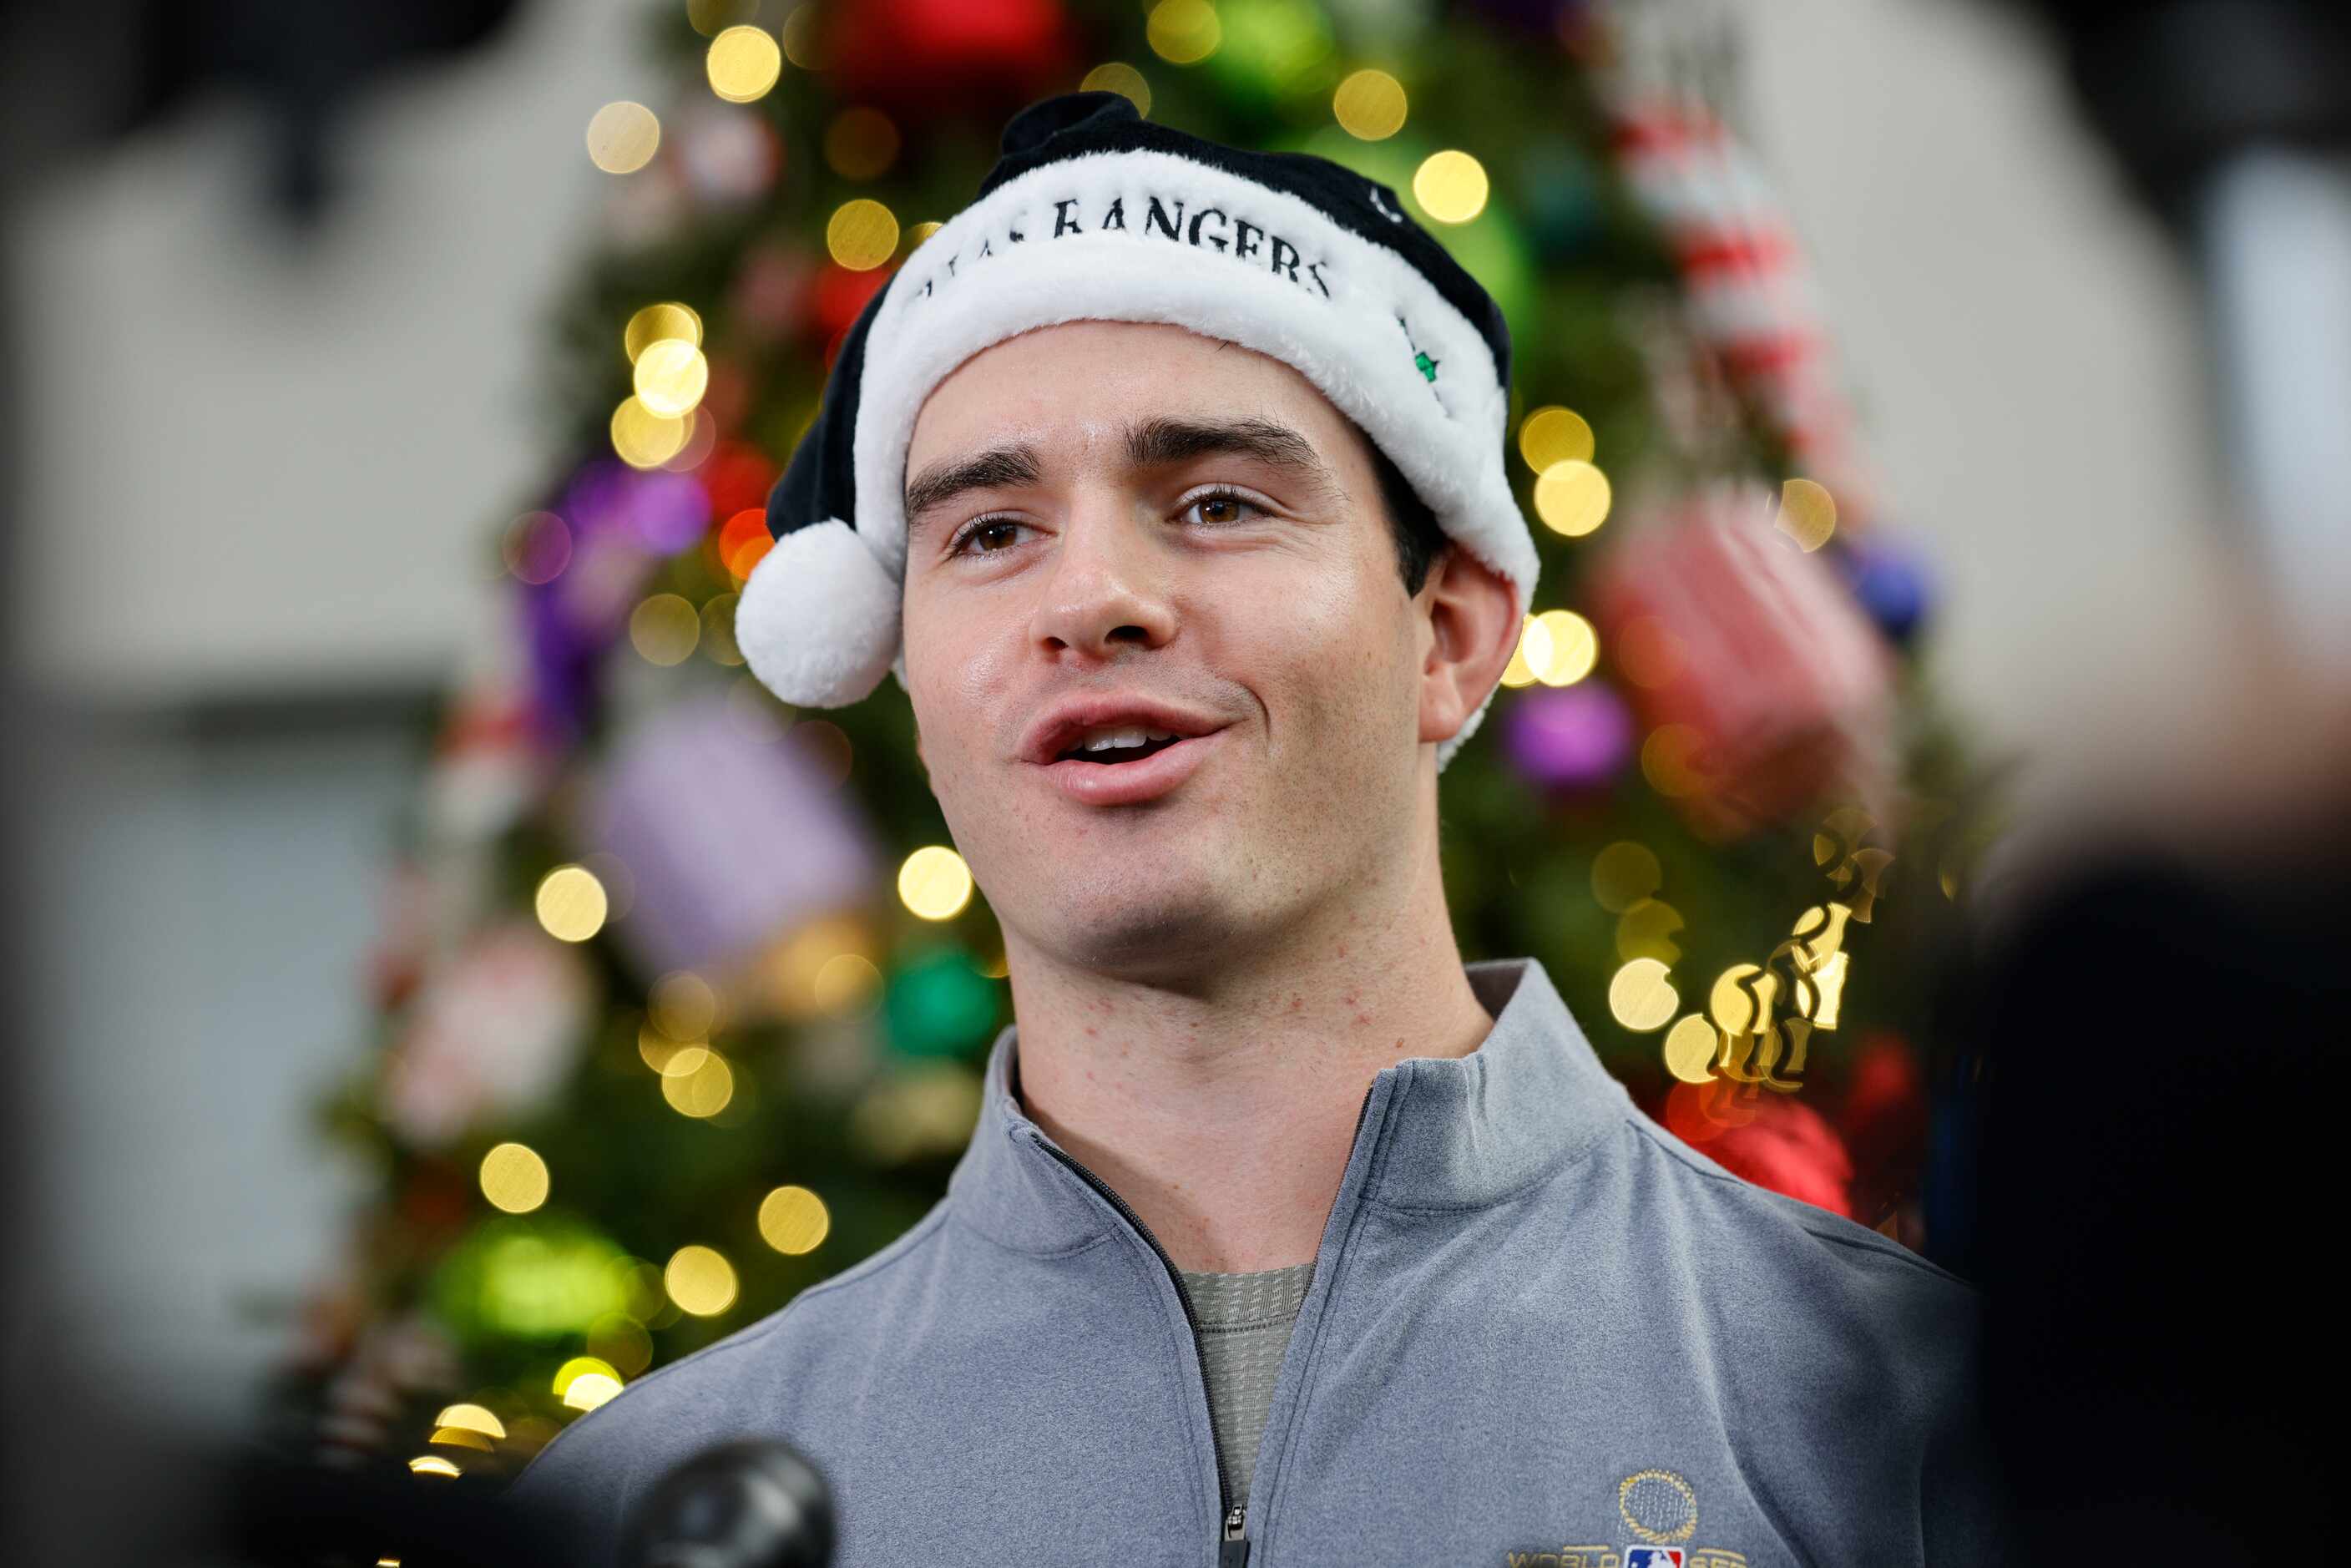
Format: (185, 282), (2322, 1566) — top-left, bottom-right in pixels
(381, 922), (595, 1149)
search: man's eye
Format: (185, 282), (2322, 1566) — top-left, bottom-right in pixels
(950, 518), (1027, 556)
(1183, 489), (1268, 526)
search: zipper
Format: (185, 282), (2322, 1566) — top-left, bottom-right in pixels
(1029, 1081), (1378, 1568)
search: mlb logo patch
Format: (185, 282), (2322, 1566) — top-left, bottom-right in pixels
(1624, 1550), (1686, 1568)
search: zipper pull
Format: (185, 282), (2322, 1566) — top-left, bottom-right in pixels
(1220, 1504), (1249, 1566)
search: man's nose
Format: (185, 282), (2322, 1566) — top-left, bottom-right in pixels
(1027, 493), (1178, 661)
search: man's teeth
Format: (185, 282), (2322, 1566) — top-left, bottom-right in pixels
(1076, 726), (1177, 753)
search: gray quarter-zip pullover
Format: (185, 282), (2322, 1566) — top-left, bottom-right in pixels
(512, 957), (2004, 1566)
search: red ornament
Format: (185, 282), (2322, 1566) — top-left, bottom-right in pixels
(823, 0), (1076, 123)
(701, 440), (780, 524)
(810, 261), (892, 347)
(1671, 1086), (1855, 1218)
(1590, 483), (1893, 837)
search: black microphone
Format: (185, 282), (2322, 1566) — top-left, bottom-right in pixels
(624, 1438), (836, 1568)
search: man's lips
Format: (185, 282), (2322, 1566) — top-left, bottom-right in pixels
(1034, 725), (1227, 807)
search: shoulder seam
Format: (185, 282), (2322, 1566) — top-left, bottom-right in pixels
(1625, 1114), (1976, 1291)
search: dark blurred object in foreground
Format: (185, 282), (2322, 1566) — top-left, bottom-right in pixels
(0, 0), (523, 221)
(1947, 830), (2348, 1562)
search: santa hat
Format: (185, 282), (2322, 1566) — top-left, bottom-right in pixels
(736, 90), (1540, 770)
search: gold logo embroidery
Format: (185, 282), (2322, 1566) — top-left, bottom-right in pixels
(1618, 1469), (1699, 1545)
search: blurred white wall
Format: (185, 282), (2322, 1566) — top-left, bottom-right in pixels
(8, 0), (652, 1434)
(1739, 0), (2237, 799)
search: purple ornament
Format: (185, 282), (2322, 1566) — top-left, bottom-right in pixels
(1502, 683), (1635, 791)
(584, 691), (880, 982)
(625, 469), (713, 554)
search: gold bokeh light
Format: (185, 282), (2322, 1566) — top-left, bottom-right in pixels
(1146, 0), (1221, 64)
(1413, 150), (1489, 224)
(1080, 62), (1151, 117)
(897, 845), (974, 921)
(1608, 958), (1679, 1032)
(665, 1245), (739, 1317)
(535, 865), (609, 943)
(827, 199), (900, 270)
(478, 1142), (549, 1214)
(1518, 406), (1595, 472)
(585, 102), (659, 175)
(1590, 842), (1662, 913)
(757, 1185), (832, 1255)
(706, 25), (782, 104)
(1532, 609), (1597, 686)
(1333, 69), (1407, 140)
(1533, 459), (1610, 537)
(629, 593), (701, 666)
(624, 302), (701, 362)
(611, 397), (689, 469)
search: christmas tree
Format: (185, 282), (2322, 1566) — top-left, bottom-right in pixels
(280, 0), (1984, 1495)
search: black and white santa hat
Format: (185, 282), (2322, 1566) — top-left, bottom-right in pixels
(736, 90), (1540, 770)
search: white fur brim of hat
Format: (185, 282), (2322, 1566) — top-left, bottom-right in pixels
(737, 147), (1541, 772)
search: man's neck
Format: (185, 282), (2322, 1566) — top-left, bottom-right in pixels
(1002, 847), (1494, 1274)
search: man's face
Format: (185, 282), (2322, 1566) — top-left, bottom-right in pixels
(899, 320), (1442, 978)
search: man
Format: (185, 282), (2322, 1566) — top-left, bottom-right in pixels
(514, 92), (2000, 1565)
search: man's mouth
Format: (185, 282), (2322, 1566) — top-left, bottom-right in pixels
(1054, 726), (1186, 765)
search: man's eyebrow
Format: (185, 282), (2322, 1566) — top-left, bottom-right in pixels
(1122, 416), (1343, 509)
(903, 443), (1044, 542)
(902, 417), (1346, 542)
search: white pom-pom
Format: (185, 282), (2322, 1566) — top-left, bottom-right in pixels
(735, 518), (901, 707)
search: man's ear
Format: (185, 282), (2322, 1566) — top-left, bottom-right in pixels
(1415, 544), (1520, 747)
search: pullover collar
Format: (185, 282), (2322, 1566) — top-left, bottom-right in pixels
(947, 956), (1631, 1256)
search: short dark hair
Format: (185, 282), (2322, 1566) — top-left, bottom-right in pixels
(1359, 427), (1453, 596)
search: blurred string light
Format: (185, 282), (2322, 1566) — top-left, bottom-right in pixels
(1500, 609), (1600, 687)
(1517, 405), (1595, 471)
(1534, 458), (1610, 536)
(778, 4), (827, 70)
(1615, 898), (1684, 964)
(903, 220), (943, 250)
(812, 951), (882, 1018)
(825, 107), (900, 180)
(660, 1047), (736, 1118)
(1413, 150), (1488, 224)
(757, 1185), (830, 1255)
(478, 1142), (549, 1214)
(1639, 724), (1708, 798)
(1590, 842), (1662, 912)
(1080, 62), (1151, 116)
(611, 397), (690, 469)
(701, 594), (744, 666)
(587, 1311), (654, 1376)
(535, 865), (609, 943)
(1499, 615), (1550, 689)
(433, 1404), (505, 1441)
(827, 199), (898, 270)
(1662, 1014), (1720, 1085)
(630, 592), (701, 665)
(650, 970), (718, 1040)
(706, 25), (782, 104)
(408, 1455), (462, 1478)
(1775, 476), (1838, 552)
(554, 1356), (622, 1412)
(502, 510), (571, 584)
(1607, 956), (1679, 1031)
(1147, 0), (1221, 64)
(634, 339), (710, 417)
(660, 407), (719, 472)
(665, 1245), (738, 1317)
(686, 0), (754, 35)
(624, 302), (702, 362)
(585, 101), (660, 174)
(1333, 68), (1406, 141)
(897, 845), (973, 921)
